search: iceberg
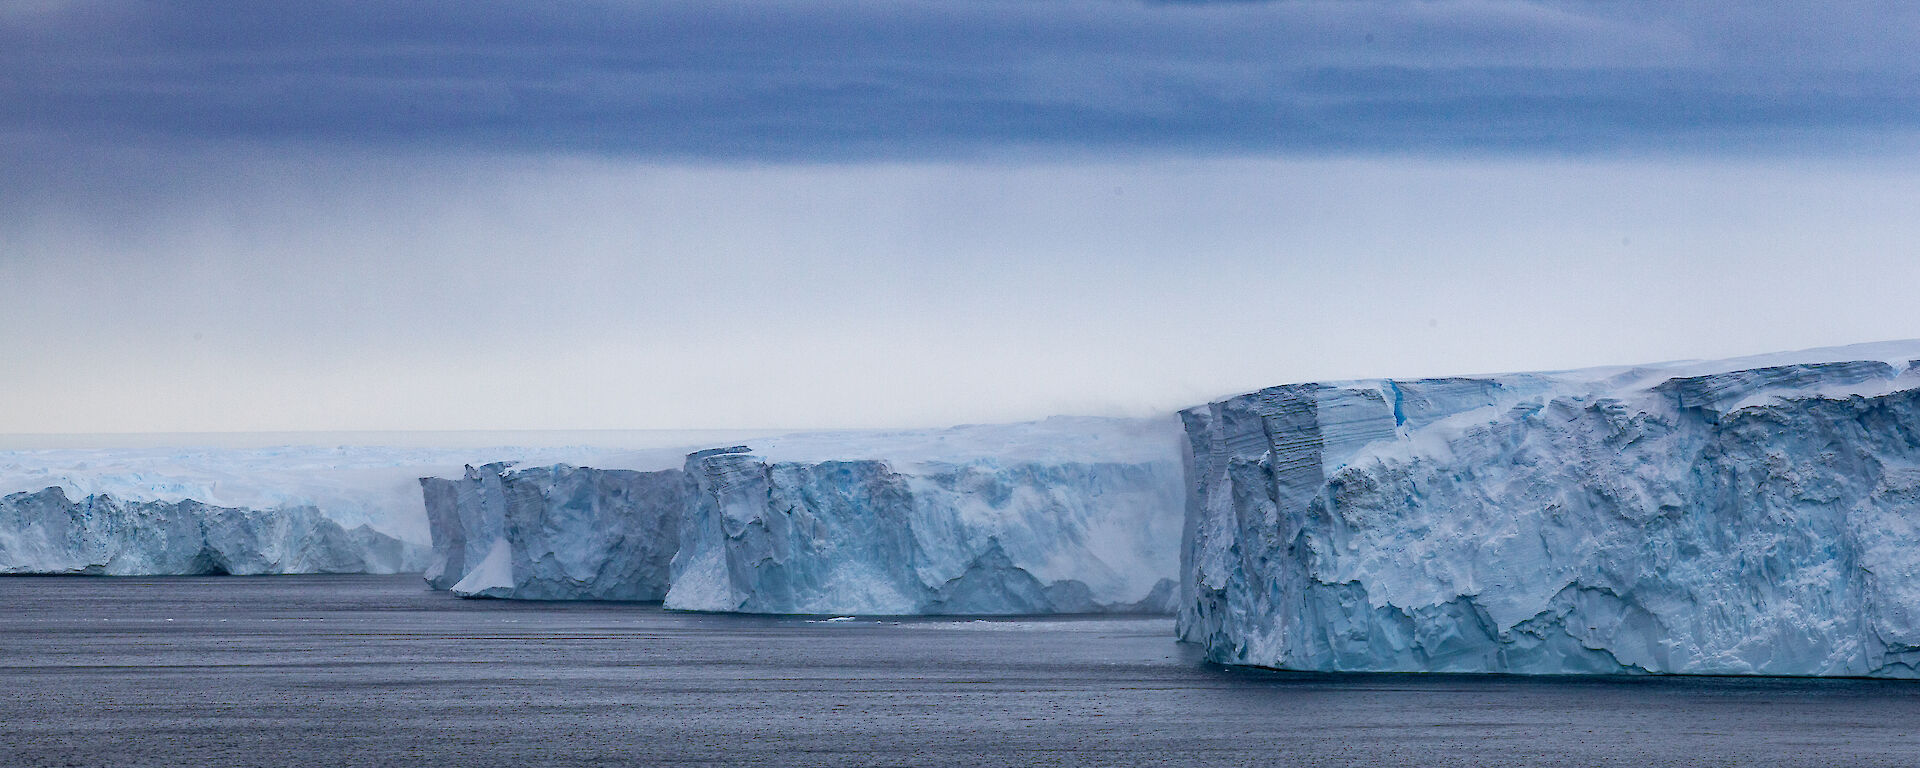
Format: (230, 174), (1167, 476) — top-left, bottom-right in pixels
(667, 447), (1181, 615)
(0, 486), (428, 575)
(1179, 341), (1920, 677)
(421, 463), (686, 600)
(421, 417), (1187, 615)
(0, 434), (754, 546)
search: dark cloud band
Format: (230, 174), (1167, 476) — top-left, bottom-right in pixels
(4, 0), (1918, 158)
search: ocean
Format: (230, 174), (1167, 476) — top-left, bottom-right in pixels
(3, 575), (1915, 767)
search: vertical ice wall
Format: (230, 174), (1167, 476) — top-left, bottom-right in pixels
(420, 418), (1189, 615)
(1180, 344), (1920, 677)
(665, 447), (1182, 615)
(420, 463), (687, 600)
(0, 487), (427, 575)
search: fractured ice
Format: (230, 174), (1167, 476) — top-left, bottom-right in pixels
(0, 486), (428, 575)
(668, 444), (1181, 615)
(422, 417), (1186, 615)
(1180, 341), (1920, 677)
(0, 434), (754, 579)
(422, 463), (685, 600)
(0, 436), (749, 545)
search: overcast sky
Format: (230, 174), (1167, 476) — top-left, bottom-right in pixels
(4, 1), (1919, 433)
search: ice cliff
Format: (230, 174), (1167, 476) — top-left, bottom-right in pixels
(0, 486), (428, 575)
(422, 418), (1186, 615)
(421, 463), (686, 600)
(1179, 341), (1920, 677)
(667, 445), (1181, 615)
(0, 433), (756, 546)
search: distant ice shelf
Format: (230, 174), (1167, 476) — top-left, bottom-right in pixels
(1179, 340), (1920, 677)
(0, 434), (757, 546)
(421, 417), (1186, 615)
(0, 433), (761, 577)
(0, 486), (428, 575)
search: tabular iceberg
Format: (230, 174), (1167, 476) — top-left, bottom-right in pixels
(0, 432), (768, 546)
(1180, 341), (1920, 677)
(421, 463), (686, 600)
(420, 417), (1187, 615)
(667, 445), (1182, 615)
(0, 487), (428, 575)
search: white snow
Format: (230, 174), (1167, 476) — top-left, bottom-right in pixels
(740, 415), (1182, 467)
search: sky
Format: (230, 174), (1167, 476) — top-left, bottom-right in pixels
(3, 0), (1919, 433)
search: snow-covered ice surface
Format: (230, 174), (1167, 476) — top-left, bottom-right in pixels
(0, 486), (427, 574)
(733, 416), (1180, 467)
(422, 463), (686, 600)
(665, 417), (1186, 615)
(1180, 340), (1920, 677)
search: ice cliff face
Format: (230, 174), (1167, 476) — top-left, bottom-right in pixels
(1180, 342), (1920, 677)
(0, 432), (769, 546)
(0, 487), (428, 575)
(421, 463), (686, 600)
(665, 446), (1182, 615)
(421, 418), (1187, 615)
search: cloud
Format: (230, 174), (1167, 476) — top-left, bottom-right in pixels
(5, 2), (1919, 433)
(4, 152), (1919, 431)
(3, 0), (1917, 159)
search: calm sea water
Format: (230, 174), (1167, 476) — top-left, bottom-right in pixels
(2, 575), (1917, 767)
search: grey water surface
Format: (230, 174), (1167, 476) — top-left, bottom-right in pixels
(2, 575), (1916, 767)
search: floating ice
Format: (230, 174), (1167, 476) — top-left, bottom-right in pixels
(422, 463), (686, 600)
(666, 434), (1183, 615)
(422, 417), (1187, 615)
(1179, 341), (1920, 677)
(0, 486), (427, 575)
(0, 431), (767, 545)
